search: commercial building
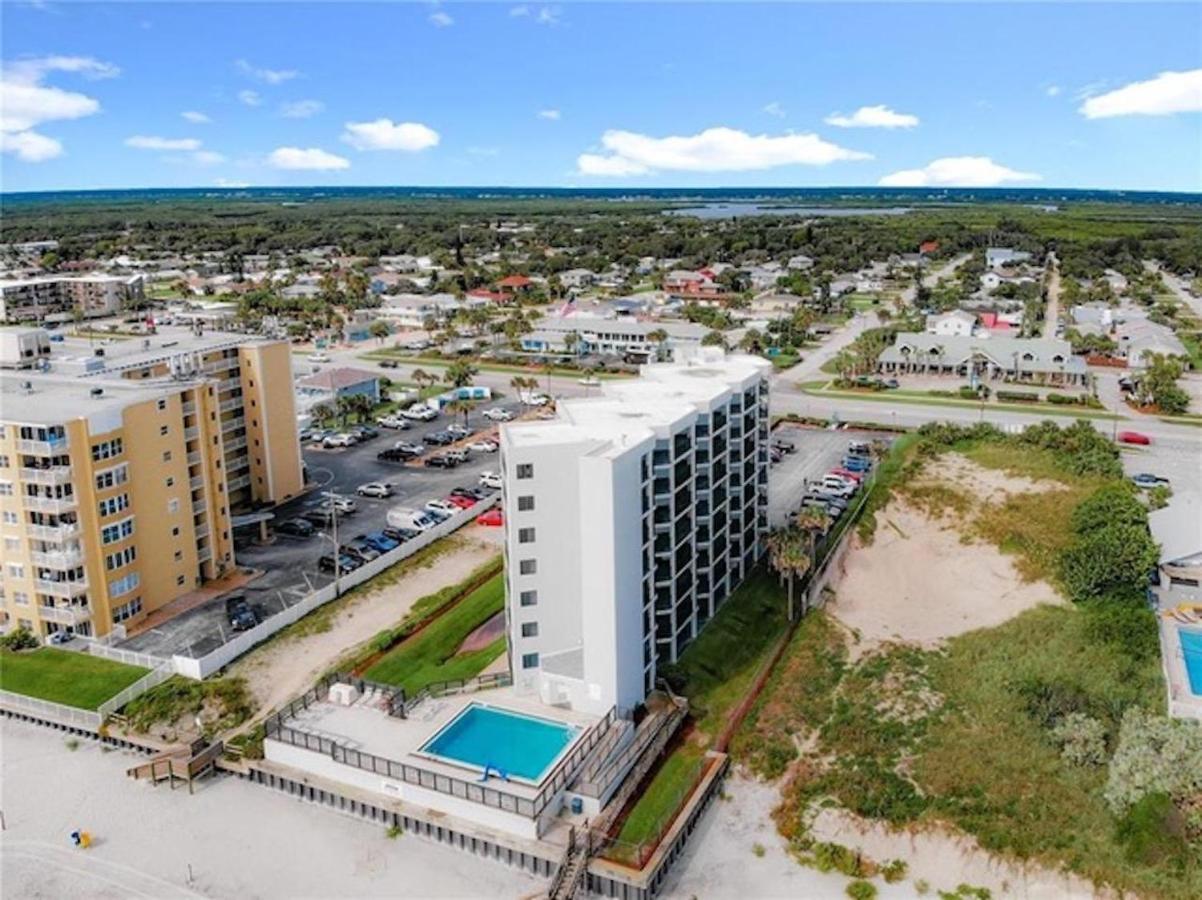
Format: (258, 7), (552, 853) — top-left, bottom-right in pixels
(877, 332), (1090, 387)
(0, 274), (145, 323)
(0, 333), (305, 640)
(519, 316), (708, 361)
(499, 348), (772, 717)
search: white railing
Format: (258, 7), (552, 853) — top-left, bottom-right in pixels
(217, 376), (241, 393)
(172, 494), (500, 680)
(84, 641), (169, 671)
(192, 499), (207, 516)
(197, 543), (212, 562)
(221, 416), (245, 433)
(182, 401), (197, 416)
(202, 357), (239, 375)
(96, 662), (175, 721)
(0, 689), (101, 730)
(227, 474), (251, 491)
(38, 604), (92, 626)
(184, 426), (200, 441)
(224, 435), (248, 452)
(23, 495), (77, 514)
(19, 466), (73, 486)
(219, 397), (243, 414)
(16, 437), (68, 456)
(189, 475), (205, 490)
(187, 451), (201, 465)
(31, 547), (85, 569)
(27, 522), (80, 542)
(35, 579), (88, 599)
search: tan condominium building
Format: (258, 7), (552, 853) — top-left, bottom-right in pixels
(0, 274), (145, 324)
(0, 335), (304, 640)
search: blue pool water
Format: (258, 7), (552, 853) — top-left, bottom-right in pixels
(1182, 629), (1202, 695)
(420, 704), (579, 782)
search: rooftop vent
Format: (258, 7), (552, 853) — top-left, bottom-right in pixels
(90, 387), (104, 399)
(20, 380), (33, 394)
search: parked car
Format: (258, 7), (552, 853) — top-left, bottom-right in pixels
(847, 440), (872, 456)
(479, 471), (503, 490)
(307, 352), (330, 364)
(804, 491), (848, 513)
(841, 455), (872, 473)
(360, 532), (400, 553)
(401, 404), (438, 422)
(446, 494), (477, 509)
(522, 393), (551, 407)
(382, 527), (419, 544)
(482, 407), (513, 422)
(377, 447), (412, 462)
(306, 428), (333, 444)
(830, 467), (865, 483)
(1130, 473), (1170, 489)
(819, 475), (856, 496)
(425, 499), (460, 518)
(1117, 431), (1151, 446)
(350, 424), (379, 440)
(444, 448), (470, 464)
(319, 554), (359, 575)
(451, 486), (488, 501)
(577, 376), (601, 387)
(770, 447), (784, 464)
(423, 431), (455, 446)
(343, 539), (381, 562)
(386, 506), (440, 531)
(425, 455), (458, 469)
(376, 415), (410, 430)
(356, 482), (394, 498)
(301, 508), (335, 527)
(323, 432), (357, 448)
(394, 441), (425, 455)
(275, 517), (315, 538)
(800, 498), (841, 518)
(225, 595), (257, 631)
(47, 630), (75, 644)
(476, 508), (503, 526)
(771, 439), (796, 454)
(378, 359), (399, 369)
(467, 439), (499, 453)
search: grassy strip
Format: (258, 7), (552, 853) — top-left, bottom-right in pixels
(360, 349), (633, 380)
(121, 675), (254, 738)
(0, 648), (148, 710)
(799, 380), (1121, 420)
(363, 573), (505, 694)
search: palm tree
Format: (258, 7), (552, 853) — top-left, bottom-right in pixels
(646, 328), (669, 361)
(349, 393), (374, 424)
(701, 330), (728, 350)
(334, 395), (356, 427)
(445, 398), (476, 429)
(369, 321), (390, 344)
(563, 330), (580, 357)
(310, 402), (333, 427)
(444, 360), (479, 389)
(411, 368), (436, 393)
(765, 526), (811, 622)
(739, 328), (764, 354)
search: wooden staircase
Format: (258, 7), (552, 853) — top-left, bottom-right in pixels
(127, 739), (223, 794)
(547, 827), (592, 900)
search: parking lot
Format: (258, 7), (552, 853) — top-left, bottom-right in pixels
(120, 398), (525, 659)
(768, 422), (894, 527)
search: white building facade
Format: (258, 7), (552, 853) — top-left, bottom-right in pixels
(499, 349), (772, 718)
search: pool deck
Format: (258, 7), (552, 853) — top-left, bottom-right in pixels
(1155, 584), (1202, 721)
(281, 687), (602, 794)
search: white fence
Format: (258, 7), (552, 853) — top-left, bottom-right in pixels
(172, 495), (498, 680)
(85, 642), (168, 671)
(0, 689), (103, 730)
(97, 662), (176, 720)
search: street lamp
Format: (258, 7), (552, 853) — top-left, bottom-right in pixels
(318, 492), (342, 596)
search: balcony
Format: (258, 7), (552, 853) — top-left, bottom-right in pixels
(217, 376), (241, 393)
(219, 397), (243, 414)
(35, 578), (89, 599)
(31, 547), (85, 569)
(184, 426), (200, 441)
(224, 435), (248, 452)
(202, 356), (240, 375)
(227, 473), (251, 491)
(26, 522), (80, 542)
(192, 499), (207, 516)
(17, 436), (68, 456)
(38, 604), (92, 626)
(190, 475), (205, 490)
(182, 401), (197, 416)
(19, 465), (73, 486)
(221, 416), (246, 433)
(187, 450), (202, 465)
(197, 543), (212, 563)
(23, 495), (77, 514)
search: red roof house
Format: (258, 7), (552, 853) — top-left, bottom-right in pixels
(919, 240), (940, 255)
(467, 288), (512, 304)
(497, 275), (533, 290)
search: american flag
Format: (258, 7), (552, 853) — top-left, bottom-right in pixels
(557, 294), (576, 317)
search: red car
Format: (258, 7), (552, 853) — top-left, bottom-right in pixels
(446, 494), (476, 509)
(830, 467), (864, 483)
(1117, 431), (1151, 446)
(476, 509), (503, 526)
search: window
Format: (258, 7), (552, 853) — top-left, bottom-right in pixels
(105, 546), (137, 570)
(13, 590), (30, 606)
(519, 590), (538, 607)
(91, 438), (124, 461)
(2, 511), (16, 525)
(101, 518), (135, 545)
(171, 526), (180, 536)
(174, 550), (182, 561)
(165, 476), (174, 488)
(108, 572), (140, 598)
(98, 494), (130, 517)
(162, 451), (172, 462)
(518, 527), (536, 544)
(521, 622), (539, 638)
(176, 574), (186, 586)
(94, 464), (129, 490)
(517, 495), (535, 511)
(4, 537), (18, 552)
(157, 399), (167, 411)
(168, 499), (180, 514)
(7, 564), (23, 578)
(516, 463), (534, 480)
(0, 455), (8, 468)
(160, 425), (169, 436)
(519, 558), (537, 575)
(521, 652), (539, 669)
(0, 482), (12, 496)
(111, 596), (143, 623)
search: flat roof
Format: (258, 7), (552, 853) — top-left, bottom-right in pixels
(0, 371), (191, 427)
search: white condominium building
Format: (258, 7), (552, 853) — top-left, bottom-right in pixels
(499, 348), (771, 717)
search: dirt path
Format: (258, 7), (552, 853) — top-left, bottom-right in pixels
(1043, 252), (1061, 338)
(228, 526), (503, 718)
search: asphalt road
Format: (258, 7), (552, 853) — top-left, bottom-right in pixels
(120, 399), (522, 658)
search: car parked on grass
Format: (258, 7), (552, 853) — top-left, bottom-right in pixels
(275, 517), (315, 538)
(356, 482), (394, 498)
(319, 554), (359, 575)
(225, 595), (258, 631)
(1117, 431), (1151, 446)
(482, 407), (513, 422)
(479, 471), (502, 490)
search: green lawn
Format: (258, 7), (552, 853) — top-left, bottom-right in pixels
(363, 573), (506, 693)
(359, 349), (633, 380)
(0, 648), (148, 710)
(799, 380), (1120, 420)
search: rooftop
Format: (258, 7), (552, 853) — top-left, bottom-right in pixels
(0, 370), (191, 427)
(297, 366), (380, 391)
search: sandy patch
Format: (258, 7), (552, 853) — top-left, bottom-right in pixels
(228, 526), (502, 721)
(458, 610), (505, 653)
(830, 456), (1063, 658)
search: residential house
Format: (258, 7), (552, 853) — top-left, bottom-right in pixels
(296, 367), (382, 405)
(986, 247), (1033, 270)
(786, 254), (815, 271)
(925, 310), (977, 337)
(559, 269), (596, 290)
(1116, 319), (1189, 368)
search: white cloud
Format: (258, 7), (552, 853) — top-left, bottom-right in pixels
(825, 104), (919, 129)
(1079, 68), (1202, 118)
(125, 135), (201, 151)
(235, 59), (298, 85)
(238, 89), (262, 107)
(429, 10), (454, 27)
(280, 99), (324, 119)
(537, 108), (561, 121)
(0, 56), (117, 161)
(576, 126), (870, 177)
(762, 101), (786, 118)
(0, 129), (62, 162)
(511, 5), (559, 25)
(878, 156), (1039, 187)
(214, 178), (251, 188)
(1045, 85), (1061, 98)
(267, 146), (351, 170)
(191, 150), (226, 166)
(181, 110), (211, 124)
(341, 118), (439, 152)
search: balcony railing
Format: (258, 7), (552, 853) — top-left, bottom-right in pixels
(192, 499), (207, 516)
(189, 475), (205, 490)
(221, 416), (246, 433)
(219, 397), (243, 414)
(223, 435), (248, 452)
(35, 579), (88, 599)
(31, 547), (85, 569)
(38, 604), (92, 626)
(184, 426), (200, 441)
(182, 401), (197, 416)
(19, 466), (73, 486)
(217, 376), (241, 393)
(227, 474), (251, 491)
(23, 495), (77, 514)
(202, 356), (240, 375)
(17, 437), (68, 456)
(187, 450), (201, 465)
(26, 522), (80, 543)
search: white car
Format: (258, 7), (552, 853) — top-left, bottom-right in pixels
(318, 494), (357, 514)
(578, 376), (601, 387)
(467, 440), (498, 453)
(356, 482), (394, 498)
(479, 471), (503, 490)
(481, 407), (513, 422)
(522, 393), (550, 407)
(425, 499), (459, 518)
(307, 352), (330, 364)
(322, 432), (357, 448)
(376, 415), (410, 430)
(401, 404), (438, 422)
(447, 423), (471, 438)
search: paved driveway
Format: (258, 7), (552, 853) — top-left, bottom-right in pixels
(768, 423), (893, 528)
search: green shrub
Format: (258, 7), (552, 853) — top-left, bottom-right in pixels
(1058, 524), (1159, 603)
(0, 627), (39, 651)
(846, 879), (878, 900)
(1104, 707), (1202, 814)
(1070, 484), (1147, 534)
(995, 390), (1040, 403)
(881, 859), (908, 883)
(958, 385), (980, 400)
(1082, 600), (1159, 662)
(812, 841), (865, 876)
(1114, 792), (1189, 869)
(1049, 712), (1108, 766)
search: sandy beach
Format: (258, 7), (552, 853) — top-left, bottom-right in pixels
(0, 718), (542, 899)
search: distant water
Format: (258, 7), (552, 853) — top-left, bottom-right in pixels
(667, 203), (914, 219)
(2, 185), (1200, 207)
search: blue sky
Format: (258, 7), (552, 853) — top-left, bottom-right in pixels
(2, 2), (1200, 193)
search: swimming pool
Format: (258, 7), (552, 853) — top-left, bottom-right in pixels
(1181, 628), (1202, 696)
(420, 703), (580, 783)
